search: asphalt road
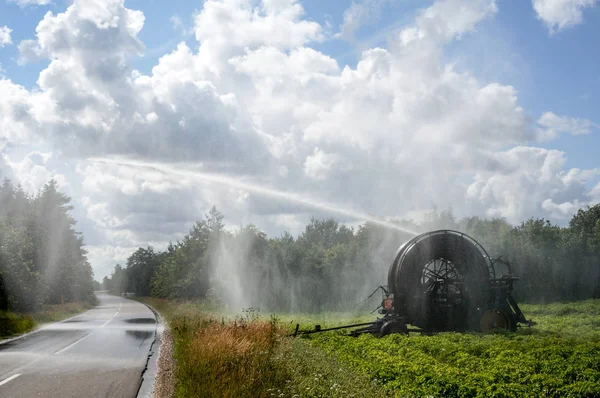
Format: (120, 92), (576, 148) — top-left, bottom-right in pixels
(0, 293), (157, 398)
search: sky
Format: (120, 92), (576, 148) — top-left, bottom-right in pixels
(0, 0), (599, 280)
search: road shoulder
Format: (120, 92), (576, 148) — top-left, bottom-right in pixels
(136, 301), (174, 398)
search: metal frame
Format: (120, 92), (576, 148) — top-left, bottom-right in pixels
(292, 230), (534, 338)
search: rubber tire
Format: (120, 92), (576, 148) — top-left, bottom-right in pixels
(379, 320), (407, 337)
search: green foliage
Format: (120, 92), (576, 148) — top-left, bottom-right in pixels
(276, 338), (391, 397)
(302, 300), (600, 397)
(107, 204), (600, 312)
(0, 178), (95, 313)
(141, 299), (600, 397)
(0, 311), (35, 337)
(0, 301), (93, 338)
(139, 298), (390, 398)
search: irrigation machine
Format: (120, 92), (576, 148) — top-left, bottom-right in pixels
(293, 230), (535, 338)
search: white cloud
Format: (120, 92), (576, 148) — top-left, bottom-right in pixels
(533, 0), (598, 33)
(4, 151), (69, 193)
(465, 147), (599, 222)
(0, 0), (598, 278)
(303, 148), (343, 180)
(411, 0), (498, 42)
(536, 111), (595, 140)
(270, 213), (305, 233)
(542, 198), (585, 219)
(85, 244), (144, 280)
(590, 182), (600, 202)
(7, 0), (52, 6)
(338, 0), (393, 42)
(0, 26), (12, 47)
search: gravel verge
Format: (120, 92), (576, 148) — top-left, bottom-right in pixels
(152, 327), (175, 398)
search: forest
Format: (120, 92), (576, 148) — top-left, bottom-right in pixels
(0, 179), (95, 313)
(104, 204), (600, 311)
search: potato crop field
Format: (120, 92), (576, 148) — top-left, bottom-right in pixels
(145, 298), (600, 398)
(297, 300), (600, 397)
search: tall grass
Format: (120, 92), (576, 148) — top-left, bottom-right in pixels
(142, 299), (290, 397)
(141, 298), (389, 398)
(173, 313), (288, 397)
(141, 299), (600, 397)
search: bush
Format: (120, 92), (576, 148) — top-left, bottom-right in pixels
(0, 311), (35, 337)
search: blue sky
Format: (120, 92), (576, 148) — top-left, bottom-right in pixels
(2, 0), (598, 118)
(2, 0), (598, 170)
(0, 0), (599, 278)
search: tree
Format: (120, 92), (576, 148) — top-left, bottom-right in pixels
(0, 177), (94, 312)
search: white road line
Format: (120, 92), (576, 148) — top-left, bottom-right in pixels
(0, 374), (21, 387)
(54, 333), (91, 355)
(100, 307), (121, 328)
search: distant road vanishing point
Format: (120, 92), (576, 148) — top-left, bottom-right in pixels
(0, 293), (158, 398)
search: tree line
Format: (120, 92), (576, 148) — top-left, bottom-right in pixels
(104, 205), (600, 311)
(0, 179), (95, 312)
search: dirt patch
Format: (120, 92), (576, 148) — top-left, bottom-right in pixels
(152, 328), (175, 398)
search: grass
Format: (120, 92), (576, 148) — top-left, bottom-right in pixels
(0, 301), (94, 339)
(140, 298), (600, 398)
(140, 298), (388, 398)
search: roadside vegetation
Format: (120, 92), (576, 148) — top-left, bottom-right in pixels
(0, 301), (94, 339)
(0, 178), (97, 339)
(141, 298), (389, 397)
(142, 298), (600, 398)
(103, 200), (600, 396)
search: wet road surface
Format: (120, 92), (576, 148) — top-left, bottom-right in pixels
(0, 293), (157, 398)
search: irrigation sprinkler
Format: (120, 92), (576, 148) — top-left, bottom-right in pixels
(293, 230), (535, 337)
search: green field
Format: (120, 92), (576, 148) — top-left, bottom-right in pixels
(144, 299), (600, 397)
(290, 300), (600, 397)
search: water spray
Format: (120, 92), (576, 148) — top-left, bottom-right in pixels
(87, 157), (420, 236)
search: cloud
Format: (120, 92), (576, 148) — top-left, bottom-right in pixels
(466, 147), (599, 221)
(169, 15), (194, 37)
(532, 0), (598, 33)
(410, 0), (498, 42)
(4, 151), (69, 194)
(338, 0), (394, 42)
(1, 0), (598, 278)
(0, 26), (12, 47)
(536, 111), (595, 140)
(590, 182), (600, 202)
(85, 244), (144, 280)
(304, 148), (344, 180)
(6, 0), (52, 6)
(542, 198), (585, 219)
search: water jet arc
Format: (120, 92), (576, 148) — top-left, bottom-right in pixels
(88, 157), (420, 236)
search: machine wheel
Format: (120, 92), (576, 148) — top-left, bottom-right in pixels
(479, 309), (513, 333)
(388, 230), (495, 332)
(379, 319), (408, 337)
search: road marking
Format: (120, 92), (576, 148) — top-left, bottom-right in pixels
(0, 374), (21, 387)
(100, 304), (122, 328)
(54, 333), (91, 355)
